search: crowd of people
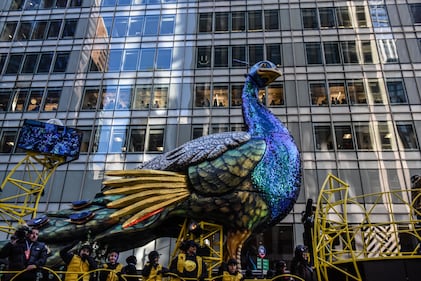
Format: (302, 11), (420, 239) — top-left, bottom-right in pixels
(0, 227), (315, 281)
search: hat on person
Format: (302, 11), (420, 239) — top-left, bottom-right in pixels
(80, 243), (92, 254)
(227, 258), (238, 265)
(148, 250), (160, 261)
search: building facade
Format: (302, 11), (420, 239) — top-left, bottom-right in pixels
(0, 0), (420, 267)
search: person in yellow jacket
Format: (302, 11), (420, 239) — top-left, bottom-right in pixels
(169, 240), (207, 281)
(60, 243), (97, 281)
(218, 259), (243, 281)
(99, 250), (123, 281)
(142, 251), (169, 281)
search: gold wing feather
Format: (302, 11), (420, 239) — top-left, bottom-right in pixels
(103, 169), (190, 228)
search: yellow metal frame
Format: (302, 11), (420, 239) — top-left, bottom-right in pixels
(170, 219), (224, 277)
(313, 173), (421, 281)
(0, 152), (65, 234)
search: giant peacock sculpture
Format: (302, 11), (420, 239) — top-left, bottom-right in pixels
(10, 61), (301, 266)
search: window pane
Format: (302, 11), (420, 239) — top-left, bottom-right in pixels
(122, 49), (139, 71)
(213, 85), (228, 107)
(378, 122), (394, 150)
(6, 54), (23, 74)
(268, 85), (284, 106)
(109, 127), (126, 153)
(128, 128), (145, 152)
(1, 22), (18, 41)
(0, 90), (12, 111)
(386, 81), (407, 104)
(336, 7), (352, 28)
(355, 124), (373, 150)
(128, 16), (143, 36)
(160, 15), (175, 35)
(11, 89), (28, 112)
(116, 87), (132, 110)
(148, 129), (164, 152)
(302, 8), (318, 29)
(62, 19), (78, 38)
(315, 125), (333, 150)
(335, 125), (354, 150)
(21, 54), (38, 74)
(112, 17), (128, 37)
(265, 10), (279, 30)
(31, 21), (48, 40)
(215, 13), (229, 32)
(378, 39), (398, 63)
(16, 22), (33, 41)
(37, 53), (53, 73)
(249, 45), (264, 65)
(156, 48), (172, 69)
(396, 124), (418, 149)
(214, 46), (228, 67)
(329, 82), (346, 105)
(27, 89), (43, 112)
(369, 5), (390, 27)
(197, 46), (211, 68)
(319, 8), (335, 28)
(153, 86), (168, 108)
(356, 6), (367, 27)
(199, 13), (213, 33)
(306, 43), (322, 64)
(310, 83), (328, 106)
(248, 11), (262, 31)
(47, 21), (62, 38)
(108, 49), (123, 72)
(134, 87), (151, 109)
(341, 41), (358, 63)
(324, 42), (340, 64)
(361, 41), (374, 63)
(10, 0), (24, 10)
(82, 88), (100, 110)
(79, 129), (92, 153)
(410, 4), (421, 24)
(0, 131), (17, 153)
(44, 89), (60, 111)
(232, 46), (246, 67)
(101, 86), (117, 110)
(195, 84), (211, 107)
(139, 48), (155, 70)
(267, 44), (281, 66)
(347, 81), (367, 104)
(144, 15), (159, 36)
(231, 85), (242, 107)
(232, 12), (245, 31)
(53, 52), (70, 72)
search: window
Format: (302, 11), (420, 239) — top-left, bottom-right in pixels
(335, 125), (354, 149)
(248, 45), (264, 65)
(160, 15), (175, 35)
(315, 125), (333, 150)
(44, 89), (60, 111)
(47, 21), (61, 38)
(1, 22), (17, 41)
(302, 8), (318, 29)
(128, 16), (143, 36)
(0, 55), (5, 74)
(267, 44), (281, 66)
(122, 49), (139, 71)
(62, 19), (78, 38)
(347, 81), (367, 104)
(101, 86), (117, 110)
(341, 41), (358, 63)
(10, 0), (24, 10)
(134, 87), (151, 109)
(361, 41), (374, 63)
(378, 122), (394, 150)
(268, 84), (284, 106)
(306, 43), (322, 64)
(329, 82), (347, 105)
(37, 53), (53, 73)
(108, 49), (123, 72)
(192, 127), (204, 139)
(232, 12), (245, 31)
(396, 123), (418, 149)
(148, 129), (164, 152)
(324, 42), (341, 64)
(152, 86), (168, 109)
(354, 124), (373, 150)
(112, 17), (129, 37)
(310, 83), (327, 106)
(386, 81), (407, 104)
(213, 85), (229, 107)
(16, 22), (33, 41)
(133, 86), (167, 109)
(231, 85), (242, 107)
(356, 6), (367, 27)
(0, 131), (17, 153)
(265, 10), (279, 30)
(367, 80), (385, 104)
(128, 128), (145, 152)
(378, 39), (398, 63)
(27, 89), (43, 112)
(156, 48), (172, 69)
(139, 48), (154, 70)
(144, 15), (159, 36)
(6, 54), (23, 74)
(336, 7), (352, 28)
(31, 21), (48, 40)
(319, 8), (335, 28)
(116, 87), (132, 110)
(232, 46), (246, 67)
(79, 128), (92, 153)
(369, 5), (390, 27)
(82, 88), (100, 110)
(53, 52), (70, 72)
(410, 4), (421, 24)
(195, 84), (211, 107)
(215, 13), (229, 32)
(214, 46), (228, 67)
(248, 11), (262, 31)
(197, 46), (211, 68)
(10, 89), (28, 112)
(21, 54), (38, 74)
(199, 13), (213, 33)
(0, 90), (11, 111)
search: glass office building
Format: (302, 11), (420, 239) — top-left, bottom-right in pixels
(0, 0), (420, 265)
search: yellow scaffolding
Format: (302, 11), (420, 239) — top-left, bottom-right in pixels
(313, 173), (421, 281)
(0, 151), (65, 235)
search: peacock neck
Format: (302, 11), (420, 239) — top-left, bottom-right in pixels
(242, 77), (287, 137)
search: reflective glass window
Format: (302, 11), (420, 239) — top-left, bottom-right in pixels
(6, 54), (23, 74)
(319, 8), (335, 28)
(144, 16), (159, 36)
(0, 90), (11, 111)
(310, 82), (328, 106)
(302, 8), (318, 29)
(215, 13), (229, 32)
(197, 47), (211, 68)
(11, 89), (28, 112)
(306, 43), (322, 64)
(27, 89), (43, 112)
(232, 46), (246, 67)
(31, 21), (48, 40)
(37, 53), (53, 73)
(324, 42), (340, 64)
(329, 82), (346, 105)
(355, 124), (373, 150)
(214, 46), (228, 67)
(56, 0), (68, 7)
(347, 81), (367, 104)
(1, 22), (18, 41)
(108, 49), (123, 72)
(82, 88), (100, 110)
(259, 89), (267, 106)
(335, 125), (354, 150)
(265, 10), (279, 30)
(0, 131), (17, 153)
(410, 4), (421, 23)
(128, 16), (143, 37)
(268, 85), (284, 106)
(44, 89), (60, 111)
(336, 7), (352, 28)
(341, 41), (358, 63)
(153, 86), (168, 108)
(102, 0), (116, 6)
(79, 128), (92, 153)
(53, 52), (70, 72)
(267, 44), (281, 66)
(109, 127), (126, 153)
(248, 11), (262, 31)
(62, 20), (78, 38)
(0, 55), (5, 74)
(70, 0), (82, 7)
(112, 17), (129, 37)
(16, 22), (33, 41)
(128, 128), (146, 152)
(231, 85), (242, 107)
(10, 0), (24, 10)
(195, 84), (211, 107)
(213, 85), (229, 107)
(378, 122), (394, 150)
(139, 48), (155, 70)
(368, 80), (385, 104)
(192, 127), (204, 139)
(386, 81), (407, 104)
(47, 21), (62, 38)
(199, 13), (213, 33)
(134, 87), (151, 109)
(396, 123), (418, 149)
(356, 6), (367, 27)
(378, 39), (398, 63)
(156, 48), (172, 69)
(249, 45), (264, 65)
(116, 87), (132, 110)
(101, 86), (117, 110)
(148, 129), (164, 152)
(103, 17), (113, 36)
(25, 0), (41, 9)
(315, 125), (333, 150)
(369, 5), (390, 27)
(21, 54), (38, 74)
(122, 49), (139, 71)
(361, 41), (374, 63)
(160, 16), (175, 35)
(232, 12), (245, 31)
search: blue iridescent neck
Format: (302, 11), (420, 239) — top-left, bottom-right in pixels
(242, 76), (288, 137)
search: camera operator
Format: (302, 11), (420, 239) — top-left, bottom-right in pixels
(0, 226), (48, 281)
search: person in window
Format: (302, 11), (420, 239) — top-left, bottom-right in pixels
(154, 101), (160, 108)
(170, 240), (207, 281)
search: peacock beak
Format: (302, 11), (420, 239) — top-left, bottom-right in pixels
(257, 67), (282, 87)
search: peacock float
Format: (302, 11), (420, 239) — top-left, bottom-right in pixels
(4, 61), (302, 266)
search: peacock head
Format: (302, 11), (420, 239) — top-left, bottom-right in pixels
(248, 61), (282, 88)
